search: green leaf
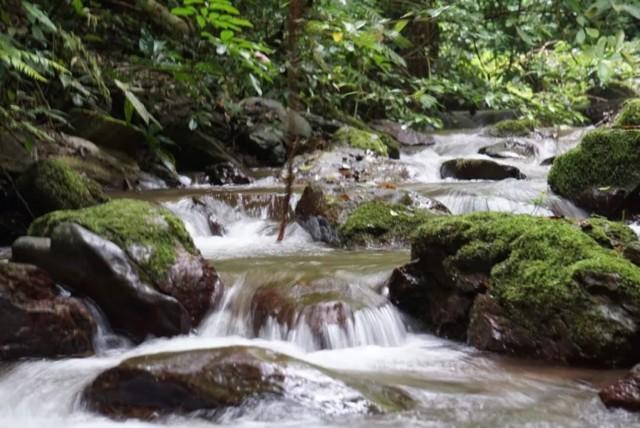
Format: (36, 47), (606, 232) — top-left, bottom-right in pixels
(585, 27), (599, 38)
(114, 79), (161, 128)
(220, 30), (234, 42)
(171, 6), (196, 16)
(124, 99), (134, 125)
(576, 29), (586, 44)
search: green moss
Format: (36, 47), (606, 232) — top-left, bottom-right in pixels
(613, 99), (640, 128)
(28, 199), (195, 282)
(579, 216), (638, 249)
(340, 201), (433, 247)
(489, 118), (537, 137)
(333, 126), (389, 157)
(548, 129), (640, 198)
(414, 212), (640, 357)
(17, 159), (108, 216)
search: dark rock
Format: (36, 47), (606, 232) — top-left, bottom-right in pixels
(371, 120), (435, 147)
(16, 159), (108, 217)
(17, 199), (223, 342)
(439, 110), (518, 129)
(84, 346), (412, 420)
(440, 159), (526, 180)
(599, 366), (640, 412)
(573, 184), (640, 220)
(70, 110), (148, 158)
(478, 139), (536, 159)
(625, 241), (640, 267)
(205, 162), (252, 186)
(540, 156), (555, 166)
(0, 262), (95, 360)
(584, 84), (637, 124)
(388, 212), (640, 366)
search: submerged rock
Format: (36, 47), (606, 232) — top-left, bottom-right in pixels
(17, 159), (108, 217)
(440, 159), (526, 180)
(478, 139), (536, 159)
(15, 199), (222, 341)
(488, 118), (537, 137)
(388, 212), (640, 366)
(84, 346), (412, 420)
(0, 262), (95, 360)
(294, 184), (449, 247)
(599, 365), (640, 412)
(548, 128), (640, 218)
(333, 126), (399, 159)
(370, 120), (435, 147)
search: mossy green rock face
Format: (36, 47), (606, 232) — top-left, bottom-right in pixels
(548, 129), (640, 218)
(333, 126), (399, 158)
(489, 119), (537, 137)
(614, 99), (640, 128)
(17, 159), (108, 217)
(388, 212), (640, 366)
(26, 199), (222, 339)
(85, 346), (413, 420)
(340, 201), (434, 247)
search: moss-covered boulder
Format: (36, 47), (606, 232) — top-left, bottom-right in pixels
(84, 346), (413, 420)
(333, 126), (400, 159)
(15, 199), (222, 341)
(488, 119), (537, 137)
(17, 159), (108, 217)
(294, 184), (450, 247)
(548, 129), (640, 218)
(614, 99), (640, 128)
(387, 212), (640, 366)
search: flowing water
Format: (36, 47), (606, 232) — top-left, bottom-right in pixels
(1, 128), (639, 427)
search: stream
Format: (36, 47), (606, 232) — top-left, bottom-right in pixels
(1, 128), (639, 427)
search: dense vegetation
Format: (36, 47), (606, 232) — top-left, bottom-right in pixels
(1, 0), (639, 155)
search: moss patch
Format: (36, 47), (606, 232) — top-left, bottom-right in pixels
(17, 159), (108, 216)
(613, 99), (640, 128)
(333, 126), (391, 157)
(29, 199), (195, 282)
(414, 212), (640, 359)
(489, 118), (537, 137)
(580, 216), (638, 249)
(548, 129), (640, 198)
(340, 201), (434, 247)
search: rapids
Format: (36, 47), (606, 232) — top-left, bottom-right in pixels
(1, 128), (638, 427)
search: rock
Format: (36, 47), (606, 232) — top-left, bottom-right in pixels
(625, 241), (640, 267)
(540, 156), (555, 166)
(599, 366), (640, 412)
(584, 84), (637, 124)
(439, 110), (518, 129)
(370, 120), (435, 147)
(440, 159), (526, 180)
(488, 119), (537, 137)
(70, 110), (147, 157)
(205, 162), (252, 186)
(387, 212), (640, 366)
(548, 128), (640, 218)
(333, 126), (399, 159)
(0, 262), (95, 360)
(613, 99), (640, 128)
(84, 346), (412, 420)
(16, 159), (109, 217)
(16, 199), (222, 341)
(478, 139), (536, 159)
(294, 184), (449, 247)
(234, 97), (311, 166)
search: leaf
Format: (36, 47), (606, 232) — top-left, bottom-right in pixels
(114, 79), (161, 128)
(332, 32), (343, 42)
(124, 99), (134, 125)
(188, 118), (198, 131)
(620, 4), (640, 20)
(585, 27), (600, 38)
(576, 29), (586, 44)
(393, 19), (409, 33)
(220, 30), (234, 42)
(171, 6), (196, 16)
(249, 73), (262, 96)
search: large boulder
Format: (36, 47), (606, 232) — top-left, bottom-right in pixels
(333, 126), (399, 159)
(234, 97), (312, 166)
(0, 262), (95, 360)
(370, 120), (435, 147)
(487, 118), (537, 137)
(599, 365), (640, 412)
(294, 184), (449, 247)
(17, 159), (108, 217)
(84, 346), (413, 420)
(548, 128), (640, 218)
(387, 212), (640, 366)
(440, 159), (525, 180)
(14, 199), (222, 342)
(585, 83), (638, 124)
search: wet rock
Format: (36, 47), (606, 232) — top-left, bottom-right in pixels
(0, 262), (95, 360)
(548, 127), (640, 218)
(84, 346), (412, 420)
(624, 241), (640, 267)
(478, 139), (536, 159)
(234, 97), (311, 166)
(16, 159), (109, 217)
(440, 159), (525, 181)
(439, 110), (517, 129)
(371, 120), (435, 147)
(540, 156), (555, 166)
(388, 212), (640, 366)
(487, 119), (537, 137)
(70, 110), (148, 157)
(16, 199), (222, 342)
(205, 162), (252, 186)
(599, 365), (640, 412)
(294, 184), (449, 247)
(585, 83), (637, 124)
(333, 126), (399, 159)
